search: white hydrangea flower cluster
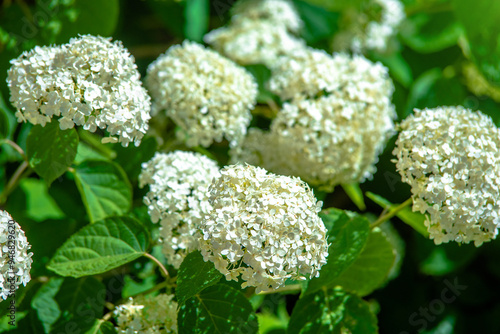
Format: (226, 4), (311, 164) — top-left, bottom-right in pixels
(199, 164), (329, 293)
(114, 294), (178, 334)
(267, 48), (340, 101)
(7, 35), (151, 147)
(145, 41), (257, 148)
(0, 210), (33, 300)
(139, 151), (220, 268)
(231, 0), (303, 33)
(393, 106), (500, 247)
(333, 0), (405, 53)
(204, 0), (305, 66)
(233, 50), (396, 190)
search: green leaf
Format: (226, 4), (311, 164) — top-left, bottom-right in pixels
(244, 64), (275, 104)
(257, 312), (287, 334)
(55, 0), (120, 43)
(306, 209), (370, 294)
(178, 284), (258, 334)
(47, 216), (150, 277)
(26, 122), (79, 185)
(329, 228), (396, 296)
(19, 178), (65, 222)
(453, 0), (500, 84)
(288, 288), (378, 334)
(417, 238), (478, 276)
(400, 11), (463, 53)
(31, 277), (64, 333)
(422, 314), (456, 334)
(112, 136), (157, 182)
(405, 68), (468, 118)
(0, 110), (9, 141)
(341, 183), (366, 211)
(74, 160), (132, 223)
(293, 0), (339, 44)
(370, 51), (413, 88)
(405, 68), (442, 117)
(176, 251), (223, 305)
(48, 176), (88, 221)
(378, 221), (405, 281)
(184, 0), (209, 42)
(121, 275), (157, 299)
(0, 91), (15, 140)
(74, 142), (110, 165)
(366, 192), (430, 237)
(51, 277), (106, 333)
(85, 320), (117, 334)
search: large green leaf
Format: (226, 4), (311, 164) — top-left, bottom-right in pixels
(306, 209), (370, 294)
(176, 251), (223, 305)
(31, 277), (64, 334)
(47, 216), (150, 277)
(31, 277), (106, 334)
(26, 121), (79, 185)
(288, 288), (378, 334)
(366, 192), (429, 237)
(329, 228), (396, 296)
(178, 284), (259, 334)
(51, 277), (106, 333)
(74, 160), (132, 223)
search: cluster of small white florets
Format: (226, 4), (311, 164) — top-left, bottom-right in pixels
(333, 0), (405, 53)
(145, 41), (257, 148)
(204, 0), (305, 66)
(0, 210), (33, 300)
(114, 294), (178, 334)
(393, 106), (500, 247)
(267, 48), (340, 101)
(233, 49), (396, 190)
(199, 164), (329, 293)
(7, 35), (151, 147)
(139, 151), (220, 268)
(231, 0), (303, 33)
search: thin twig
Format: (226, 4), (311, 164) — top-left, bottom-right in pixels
(371, 198), (413, 229)
(0, 160), (29, 204)
(144, 253), (170, 278)
(0, 139), (26, 160)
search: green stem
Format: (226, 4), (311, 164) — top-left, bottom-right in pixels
(258, 284), (302, 295)
(371, 198), (413, 229)
(0, 139), (26, 160)
(144, 253), (170, 278)
(0, 160), (30, 205)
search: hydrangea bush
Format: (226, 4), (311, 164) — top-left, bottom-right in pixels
(1, 0), (499, 333)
